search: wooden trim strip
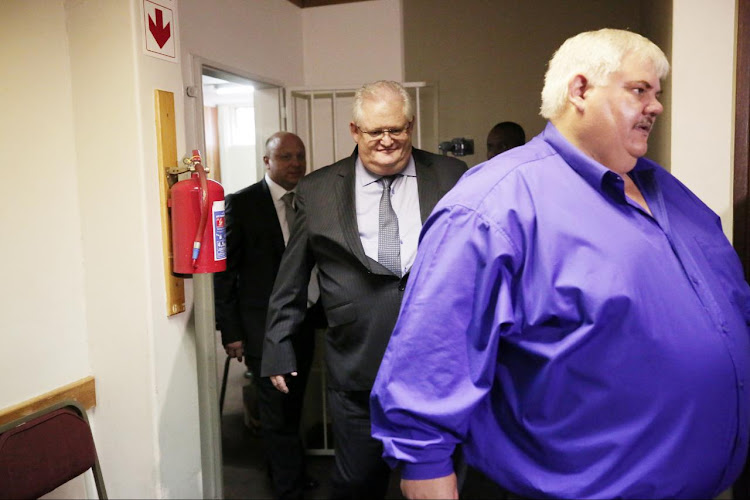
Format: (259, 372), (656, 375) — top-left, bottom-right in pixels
(0, 376), (96, 427)
(155, 89), (186, 317)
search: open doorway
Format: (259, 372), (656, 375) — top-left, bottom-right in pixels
(190, 61), (290, 498)
(200, 65), (284, 194)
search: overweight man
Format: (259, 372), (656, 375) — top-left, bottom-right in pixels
(371, 29), (750, 500)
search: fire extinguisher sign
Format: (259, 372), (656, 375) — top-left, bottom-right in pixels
(213, 201), (227, 261)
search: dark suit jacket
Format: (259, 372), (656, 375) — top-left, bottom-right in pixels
(214, 178), (288, 358)
(261, 147), (467, 390)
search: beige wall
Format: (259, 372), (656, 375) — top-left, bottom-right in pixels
(403, 0), (647, 164)
(179, 0), (305, 153)
(64, 0), (199, 496)
(302, 0), (404, 86)
(1, 0), (190, 497)
(640, 0), (673, 170)
(671, 0), (737, 239)
(1, 0), (91, 411)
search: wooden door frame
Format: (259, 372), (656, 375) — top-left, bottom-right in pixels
(733, 0), (750, 280)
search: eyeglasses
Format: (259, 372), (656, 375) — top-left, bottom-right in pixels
(356, 123), (411, 141)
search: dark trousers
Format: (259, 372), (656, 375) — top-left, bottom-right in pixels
(247, 314), (316, 500)
(734, 456), (750, 500)
(327, 389), (391, 500)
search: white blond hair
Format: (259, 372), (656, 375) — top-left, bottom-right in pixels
(352, 81), (414, 125)
(540, 28), (670, 120)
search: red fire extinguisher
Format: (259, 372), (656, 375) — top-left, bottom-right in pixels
(169, 150), (227, 274)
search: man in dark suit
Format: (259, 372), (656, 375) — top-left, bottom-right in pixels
(262, 81), (467, 499)
(214, 131), (320, 500)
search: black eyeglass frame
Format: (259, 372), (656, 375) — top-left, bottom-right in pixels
(356, 121), (413, 140)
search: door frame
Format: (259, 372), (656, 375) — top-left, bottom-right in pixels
(733, 0), (750, 279)
(186, 55), (286, 170)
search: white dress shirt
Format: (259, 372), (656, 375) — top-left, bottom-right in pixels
(355, 155), (421, 275)
(265, 173), (320, 306)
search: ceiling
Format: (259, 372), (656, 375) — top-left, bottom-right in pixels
(286, 0), (370, 8)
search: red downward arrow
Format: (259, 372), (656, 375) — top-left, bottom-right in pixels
(149, 8), (171, 49)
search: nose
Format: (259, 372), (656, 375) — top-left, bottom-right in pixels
(646, 96), (663, 116)
(380, 133), (395, 146)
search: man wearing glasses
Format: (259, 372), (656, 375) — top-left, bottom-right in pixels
(262, 80), (467, 499)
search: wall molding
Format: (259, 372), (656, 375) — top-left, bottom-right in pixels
(0, 376), (96, 427)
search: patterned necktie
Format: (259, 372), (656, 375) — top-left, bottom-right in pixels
(378, 175), (402, 277)
(282, 191), (296, 231)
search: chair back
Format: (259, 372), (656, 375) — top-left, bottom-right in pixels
(0, 400), (107, 499)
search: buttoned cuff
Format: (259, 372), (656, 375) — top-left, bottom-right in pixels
(399, 458), (455, 481)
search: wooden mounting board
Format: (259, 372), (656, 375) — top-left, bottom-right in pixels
(155, 89), (186, 316)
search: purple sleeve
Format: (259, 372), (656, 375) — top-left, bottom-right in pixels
(370, 203), (518, 480)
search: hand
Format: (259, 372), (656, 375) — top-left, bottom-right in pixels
(270, 372), (297, 394)
(224, 340), (244, 362)
(401, 473), (458, 500)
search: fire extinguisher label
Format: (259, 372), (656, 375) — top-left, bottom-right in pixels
(213, 200), (227, 261)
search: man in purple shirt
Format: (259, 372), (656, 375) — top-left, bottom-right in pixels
(370, 28), (750, 499)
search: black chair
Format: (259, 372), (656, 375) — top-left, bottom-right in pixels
(0, 399), (107, 499)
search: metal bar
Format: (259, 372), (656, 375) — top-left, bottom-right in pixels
(331, 92), (338, 164)
(219, 355), (231, 415)
(280, 87), (287, 131)
(306, 449), (336, 456)
(415, 86), (422, 149)
(193, 273), (224, 499)
(309, 93), (316, 172)
(320, 369), (331, 450)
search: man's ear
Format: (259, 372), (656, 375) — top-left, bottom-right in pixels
(568, 74), (590, 112)
(263, 156), (270, 169)
(349, 122), (359, 142)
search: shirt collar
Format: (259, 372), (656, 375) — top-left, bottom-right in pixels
(265, 172), (292, 201)
(542, 122), (656, 199)
(356, 155), (416, 188)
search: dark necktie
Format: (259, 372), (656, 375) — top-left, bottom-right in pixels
(282, 191), (296, 232)
(378, 175), (402, 277)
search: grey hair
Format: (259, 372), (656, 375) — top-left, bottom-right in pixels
(352, 80), (414, 125)
(540, 28), (670, 120)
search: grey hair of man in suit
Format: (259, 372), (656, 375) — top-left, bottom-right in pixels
(352, 80), (415, 126)
(349, 81), (416, 177)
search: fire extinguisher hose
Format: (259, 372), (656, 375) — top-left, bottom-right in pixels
(191, 150), (209, 269)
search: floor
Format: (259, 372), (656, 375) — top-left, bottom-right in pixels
(216, 336), (402, 499)
(221, 410), (341, 499)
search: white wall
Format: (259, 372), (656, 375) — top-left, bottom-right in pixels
(179, 0), (304, 152)
(2, 0), (199, 497)
(297, 0), (405, 167)
(301, 0), (404, 87)
(671, 0), (737, 240)
(66, 0), (200, 497)
(0, 0), (91, 409)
